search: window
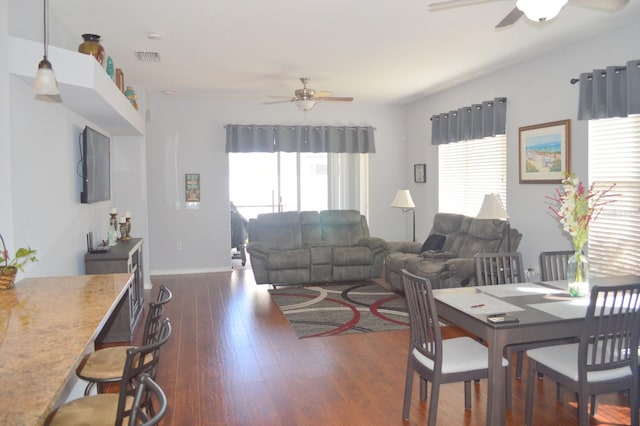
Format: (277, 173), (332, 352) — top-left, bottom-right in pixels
(438, 136), (507, 216)
(588, 115), (640, 276)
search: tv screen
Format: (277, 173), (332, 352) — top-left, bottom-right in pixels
(81, 126), (111, 204)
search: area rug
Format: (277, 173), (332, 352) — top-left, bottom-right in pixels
(269, 282), (409, 339)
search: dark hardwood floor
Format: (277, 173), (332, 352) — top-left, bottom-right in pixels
(142, 267), (633, 425)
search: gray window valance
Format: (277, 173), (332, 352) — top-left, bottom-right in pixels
(225, 124), (376, 153)
(430, 97), (507, 145)
(576, 59), (640, 120)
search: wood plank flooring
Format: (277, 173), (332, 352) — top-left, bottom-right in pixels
(143, 268), (633, 425)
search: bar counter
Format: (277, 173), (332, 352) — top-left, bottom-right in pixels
(0, 273), (133, 425)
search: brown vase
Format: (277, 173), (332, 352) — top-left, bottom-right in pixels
(78, 34), (105, 66)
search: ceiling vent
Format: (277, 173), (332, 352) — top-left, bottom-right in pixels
(134, 51), (161, 62)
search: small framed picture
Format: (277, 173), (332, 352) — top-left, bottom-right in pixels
(519, 119), (571, 184)
(185, 173), (200, 202)
(414, 163), (426, 183)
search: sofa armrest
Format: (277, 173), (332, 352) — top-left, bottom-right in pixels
(385, 241), (422, 254)
(358, 237), (387, 254)
(421, 251), (456, 260)
(246, 241), (270, 259)
(441, 258), (476, 288)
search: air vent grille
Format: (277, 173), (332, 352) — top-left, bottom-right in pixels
(134, 51), (161, 62)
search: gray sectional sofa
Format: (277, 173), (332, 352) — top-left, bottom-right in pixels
(246, 210), (386, 286)
(385, 212), (522, 292)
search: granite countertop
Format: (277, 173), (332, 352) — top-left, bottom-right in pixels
(0, 273), (133, 425)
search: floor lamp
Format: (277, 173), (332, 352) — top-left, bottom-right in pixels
(477, 193), (511, 251)
(391, 189), (416, 242)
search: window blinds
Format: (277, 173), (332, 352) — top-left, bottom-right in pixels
(588, 115), (640, 277)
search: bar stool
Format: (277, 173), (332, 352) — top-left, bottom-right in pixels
(76, 285), (172, 395)
(46, 319), (172, 426)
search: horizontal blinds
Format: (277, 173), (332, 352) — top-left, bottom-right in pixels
(588, 115), (640, 277)
(439, 136), (507, 216)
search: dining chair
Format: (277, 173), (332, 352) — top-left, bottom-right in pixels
(524, 283), (640, 426)
(76, 285), (172, 395)
(46, 319), (172, 426)
(539, 250), (573, 281)
(401, 269), (508, 426)
(129, 373), (167, 426)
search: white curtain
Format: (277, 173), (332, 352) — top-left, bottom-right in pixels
(328, 153), (368, 215)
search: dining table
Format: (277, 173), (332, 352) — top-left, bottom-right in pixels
(432, 275), (640, 426)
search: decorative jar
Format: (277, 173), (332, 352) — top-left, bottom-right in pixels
(78, 34), (105, 66)
(567, 251), (589, 297)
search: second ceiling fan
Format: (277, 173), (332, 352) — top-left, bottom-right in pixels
(264, 77), (354, 112)
(428, 0), (630, 28)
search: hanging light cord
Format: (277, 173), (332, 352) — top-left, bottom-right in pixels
(43, 0), (49, 60)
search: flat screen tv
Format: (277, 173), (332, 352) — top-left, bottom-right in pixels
(80, 126), (111, 204)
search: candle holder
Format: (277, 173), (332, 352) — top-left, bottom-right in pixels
(125, 218), (132, 239)
(119, 222), (130, 240)
(108, 213), (118, 246)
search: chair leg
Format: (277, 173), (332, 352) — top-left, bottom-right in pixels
(464, 380), (471, 410)
(589, 395), (597, 416)
(556, 382), (564, 401)
(516, 351), (524, 379)
(402, 360), (414, 420)
(577, 389), (589, 426)
(428, 380), (440, 426)
(506, 363), (513, 409)
(420, 377), (428, 402)
(524, 358), (536, 426)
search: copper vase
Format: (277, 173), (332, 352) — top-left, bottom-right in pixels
(78, 34), (105, 66)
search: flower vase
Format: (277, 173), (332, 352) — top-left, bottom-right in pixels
(78, 34), (105, 66)
(567, 251), (589, 297)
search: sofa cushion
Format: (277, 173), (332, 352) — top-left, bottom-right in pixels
(320, 210), (367, 246)
(457, 219), (506, 258)
(254, 211), (302, 250)
(332, 246), (373, 266)
(300, 211), (322, 244)
(267, 249), (310, 269)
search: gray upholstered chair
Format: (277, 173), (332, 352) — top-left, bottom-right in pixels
(46, 319), (172, 426)
(539, 250), (573, 281)
(76, 285), (172, 395)
(401, 269), (508, 425)
(524, 283), (640, 426)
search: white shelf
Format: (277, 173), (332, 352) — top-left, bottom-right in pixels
(8, 36), (144, 136)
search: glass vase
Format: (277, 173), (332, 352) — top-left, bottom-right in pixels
(567, 251), (589, 297)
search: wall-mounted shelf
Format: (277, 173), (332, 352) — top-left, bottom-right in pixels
(8, 36), (144, 136)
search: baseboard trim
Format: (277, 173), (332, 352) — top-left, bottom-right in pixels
(150, 266), (232, 276)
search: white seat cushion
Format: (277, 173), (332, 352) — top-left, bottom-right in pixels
(527, 343), (632, 382)
(413, 336), (509, 374)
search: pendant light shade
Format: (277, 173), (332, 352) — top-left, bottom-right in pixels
(516, 0), (568, 22)
(33, 0), (59, 95)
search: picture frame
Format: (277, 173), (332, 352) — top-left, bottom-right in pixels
(519, 119), (570, 184)
(185, 173), (200, 202)
(414, 163), (426, 183)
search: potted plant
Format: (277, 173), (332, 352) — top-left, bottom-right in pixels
(0, 233), (37, 290)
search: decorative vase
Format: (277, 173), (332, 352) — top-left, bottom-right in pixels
(567, 251), (589, 297)
(78, 34), (105, 66)
(0, 267), (17, 290)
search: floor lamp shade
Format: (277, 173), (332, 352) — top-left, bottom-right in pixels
(391, 189), (416, 242)
(476, 193), (511, 250)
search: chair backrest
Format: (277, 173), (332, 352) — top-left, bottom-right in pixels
(579, 283), (640, 381)
(128, 374), (167, 426)
(116, 318), (172, 425)
(401, 269), (442, 370)
(539, 250), (573, 281)
(475, 252), (525, 285)
(141, 285), (173, 346)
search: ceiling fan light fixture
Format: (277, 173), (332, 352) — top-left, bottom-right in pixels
(296, 98), (316, 112)
(516, 0), (568, 22)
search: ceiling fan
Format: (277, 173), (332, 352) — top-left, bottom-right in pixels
(263, 77), (354, 112)
(428, 0), (629, 28)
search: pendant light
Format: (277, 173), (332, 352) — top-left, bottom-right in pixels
(516, 0), (568, 23)
(33, 0), (59, 95)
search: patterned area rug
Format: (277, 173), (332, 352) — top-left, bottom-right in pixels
(269, 282), (409, 339)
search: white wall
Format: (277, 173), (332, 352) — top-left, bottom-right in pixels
(405, 22), (640, 273)
(145, 97), (407, 274)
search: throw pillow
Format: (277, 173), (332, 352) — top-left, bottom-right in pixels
(420, 233), (445, 254)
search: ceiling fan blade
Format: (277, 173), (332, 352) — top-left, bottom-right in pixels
(429, 0), (504, 10)
(495, 7), (524, 28)
(262, 99), (294, 105)
(568, 0), (629, 11)
(314, 91), (333, 98)
(316, 96), (354, 102)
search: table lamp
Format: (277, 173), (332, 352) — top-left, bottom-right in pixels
(391, 189), (416, 242)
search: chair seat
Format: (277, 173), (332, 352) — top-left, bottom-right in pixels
(527, 343), (633, 383)
(47, 394), (133, 426)
(413, 337), (509, 373)
(77, 346), (134, 382)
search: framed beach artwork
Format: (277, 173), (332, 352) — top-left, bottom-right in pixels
(519, 119), (571, 184)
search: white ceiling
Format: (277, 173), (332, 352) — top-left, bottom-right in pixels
(50, 0), (640, 104)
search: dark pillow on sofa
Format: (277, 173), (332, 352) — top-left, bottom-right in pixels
(420, 233), (445, 253)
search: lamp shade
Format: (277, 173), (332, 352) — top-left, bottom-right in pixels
(476, 193), (509, 219)
(390, 189), (415, 209)
(296, 99), (316, 112)
(516, 0), (567, 22)
(33, 58), (59, 95)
